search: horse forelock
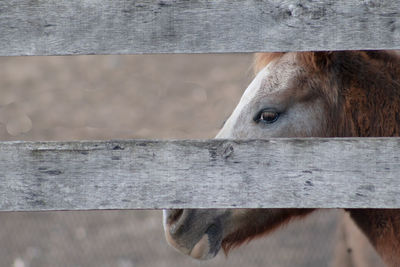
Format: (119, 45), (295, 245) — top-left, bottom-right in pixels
(253, 52), (285, 74)
(254, 51), (332, 74)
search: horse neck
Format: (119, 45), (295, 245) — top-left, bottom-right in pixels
(347, 209), (400, 266)
(334, 52), (400, 266)
(335, 51), (400, 137)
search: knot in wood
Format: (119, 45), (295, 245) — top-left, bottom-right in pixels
(362, 0), (381, 8)
(222, 143), (234, 159)
(287, 3), (326, 20)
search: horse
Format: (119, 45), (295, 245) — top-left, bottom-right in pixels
(163, 51), (400, 266)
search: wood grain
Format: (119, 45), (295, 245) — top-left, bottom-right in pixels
(1, 0), (400, 55)
(0, 138), (399, 211)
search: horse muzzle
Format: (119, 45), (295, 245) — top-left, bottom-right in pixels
(163, 209), (226, 260)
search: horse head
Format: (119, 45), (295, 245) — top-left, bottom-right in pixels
(163, 51), (400, 265)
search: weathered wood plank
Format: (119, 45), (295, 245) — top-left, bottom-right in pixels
(0, 138), (399, 211)
(0, 0), (400, 55)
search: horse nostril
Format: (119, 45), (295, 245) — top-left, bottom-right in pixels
(167, 209), (184, 225)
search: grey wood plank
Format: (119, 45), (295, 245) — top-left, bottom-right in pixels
(0, 0), (400, 56)
(0, 138), (399, 211)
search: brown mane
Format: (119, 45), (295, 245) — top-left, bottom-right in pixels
(222, 51), (400, 257)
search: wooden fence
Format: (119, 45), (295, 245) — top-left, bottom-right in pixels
(1, 0), (400, 55)
(1, 0), (400, 211)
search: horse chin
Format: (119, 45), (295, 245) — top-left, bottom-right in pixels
(189, 224), (222, 260)
(164, 222), (223, 260)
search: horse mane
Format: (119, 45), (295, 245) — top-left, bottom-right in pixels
(222, 51), (400, 254)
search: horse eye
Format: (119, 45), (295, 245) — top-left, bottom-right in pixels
(254, 109), (279, 124)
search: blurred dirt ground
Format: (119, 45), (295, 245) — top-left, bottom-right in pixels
(0, 55), (383, 267)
